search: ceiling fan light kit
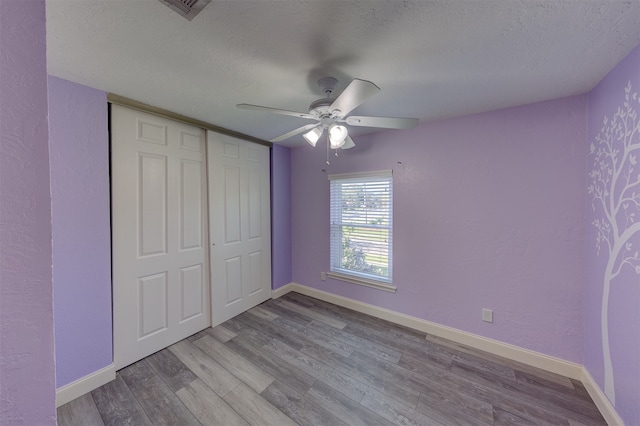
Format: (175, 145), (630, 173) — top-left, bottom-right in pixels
(237, 77), (419, 153)
(328, 124), (348, 149)
(303, 126), (323, 147)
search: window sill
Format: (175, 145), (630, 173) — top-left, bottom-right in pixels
(326, 272), (397, 293)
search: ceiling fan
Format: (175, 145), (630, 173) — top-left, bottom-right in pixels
(237, 77), (419, 150)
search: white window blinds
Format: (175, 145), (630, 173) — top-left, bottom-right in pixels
(329, 170), (393, 283)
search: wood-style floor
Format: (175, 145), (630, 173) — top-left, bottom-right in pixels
(57, 292), (606, 426)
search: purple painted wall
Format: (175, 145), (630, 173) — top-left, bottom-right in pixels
(48, 76), (112, 388)
(272, 144), (293, 289)
(585, 43), (640, 425)
(291, 95), (588, 362)
(0, 0), (56, 424)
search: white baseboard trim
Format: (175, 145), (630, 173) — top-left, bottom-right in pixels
(284, 282), (583, 380)
(581, 367), (623, 426)
(56, 364), (116, 407)
(271, 282), (296, 299)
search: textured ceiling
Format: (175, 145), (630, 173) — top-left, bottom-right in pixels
(46, 0), (640, 147)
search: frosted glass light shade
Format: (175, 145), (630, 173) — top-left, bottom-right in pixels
(328, 124), (348, 149)
(303, 127), (323, 147)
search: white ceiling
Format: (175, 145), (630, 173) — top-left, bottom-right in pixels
(46, 0), (640, 147)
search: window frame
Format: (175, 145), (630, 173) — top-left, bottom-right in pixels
(328, 170), (395, 292)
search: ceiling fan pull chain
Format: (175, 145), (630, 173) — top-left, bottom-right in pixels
(326, 135), (331, 165)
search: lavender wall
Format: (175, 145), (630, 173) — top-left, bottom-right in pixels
(48, 76), (112, 388)
(585, 43), (640, 425)
(292, 95), (587, 362)
(0, 0), (56, 424)
(271, 144), (293, 288)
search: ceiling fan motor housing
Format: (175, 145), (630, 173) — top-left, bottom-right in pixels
(309, 98), (336, 119)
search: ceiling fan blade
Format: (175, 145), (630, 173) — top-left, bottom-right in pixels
(345, 115), (419, 129)
(329, 79), (380, 118)
(270, 123), (319, 142)
(237, 103), (316, 120)
(341, 135), (356, 150)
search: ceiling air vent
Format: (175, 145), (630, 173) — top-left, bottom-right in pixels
(158, 0), (211, 21)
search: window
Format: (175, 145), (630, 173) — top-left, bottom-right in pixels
(329, 170), (393, 286)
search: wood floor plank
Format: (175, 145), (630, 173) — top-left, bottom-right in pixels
(264, 337), (369, 403)
(398, 345), (456, 378)
(347, 323), (454, 371)
(169, 339), (240, 397)
(246, 309), (320, 350)
(350, 349), (492, 420)
(514, 370), (604, 419)
(451, 359), (515, 389)
(426, 332), (577, 393)
(194, 334), (274, 393)
(365, 344), (569, 426)
(304, 380), (396, 426)
(376, 329), (453, 369)
(119, 359), (199, 426)
(452, 357), (604, 424)
(57, 392), (105, 426)
(447, 362), (586, 424)
(272, 314), (355, 357)
(261, 380), (349, 426)
(283, 293), (390, 333)
(483, 384), (573, 425)
(515, 368), (583, 396)
(301, 343), (421, 409)
(235, 310), (306, 350)
(424, 333), (541, 375)
(224, 333), (317, 394)
(146, 348), (197, 392)
(416, 389), (493, 426)
(452, 350), (517, 378)
(280, 291), (316, 307)
(223, 382), (298, 426)
(386, 322), (428, 342)
(308, 319), (402, 363)
(264, 298), (325, 326)
(176, 378), (249, 426)
(361, 387), (445, 426)
(498, 378), (605, 425)
(567, 419), (590, 426)
(492, 406), (537, 425)
(418, 379), (494, 424)
(246, 304), (279, 321)
(515, 365), (575, 389)
(277, 299), (347, 329)
(220, 316), (248, 332)
(91, 373), (153, 426)
(208, 324), (238, 342)
(235, 324), (280, 347)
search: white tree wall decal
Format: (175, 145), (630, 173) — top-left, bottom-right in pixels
(588, 81), (640, 405)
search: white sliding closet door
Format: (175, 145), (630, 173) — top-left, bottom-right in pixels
(111, 105), (210, 369)
(207, 132), (271, 326)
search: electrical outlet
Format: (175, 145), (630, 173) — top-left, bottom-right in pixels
(482, 308), (493, 323)
(320, 272), (326, 281)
